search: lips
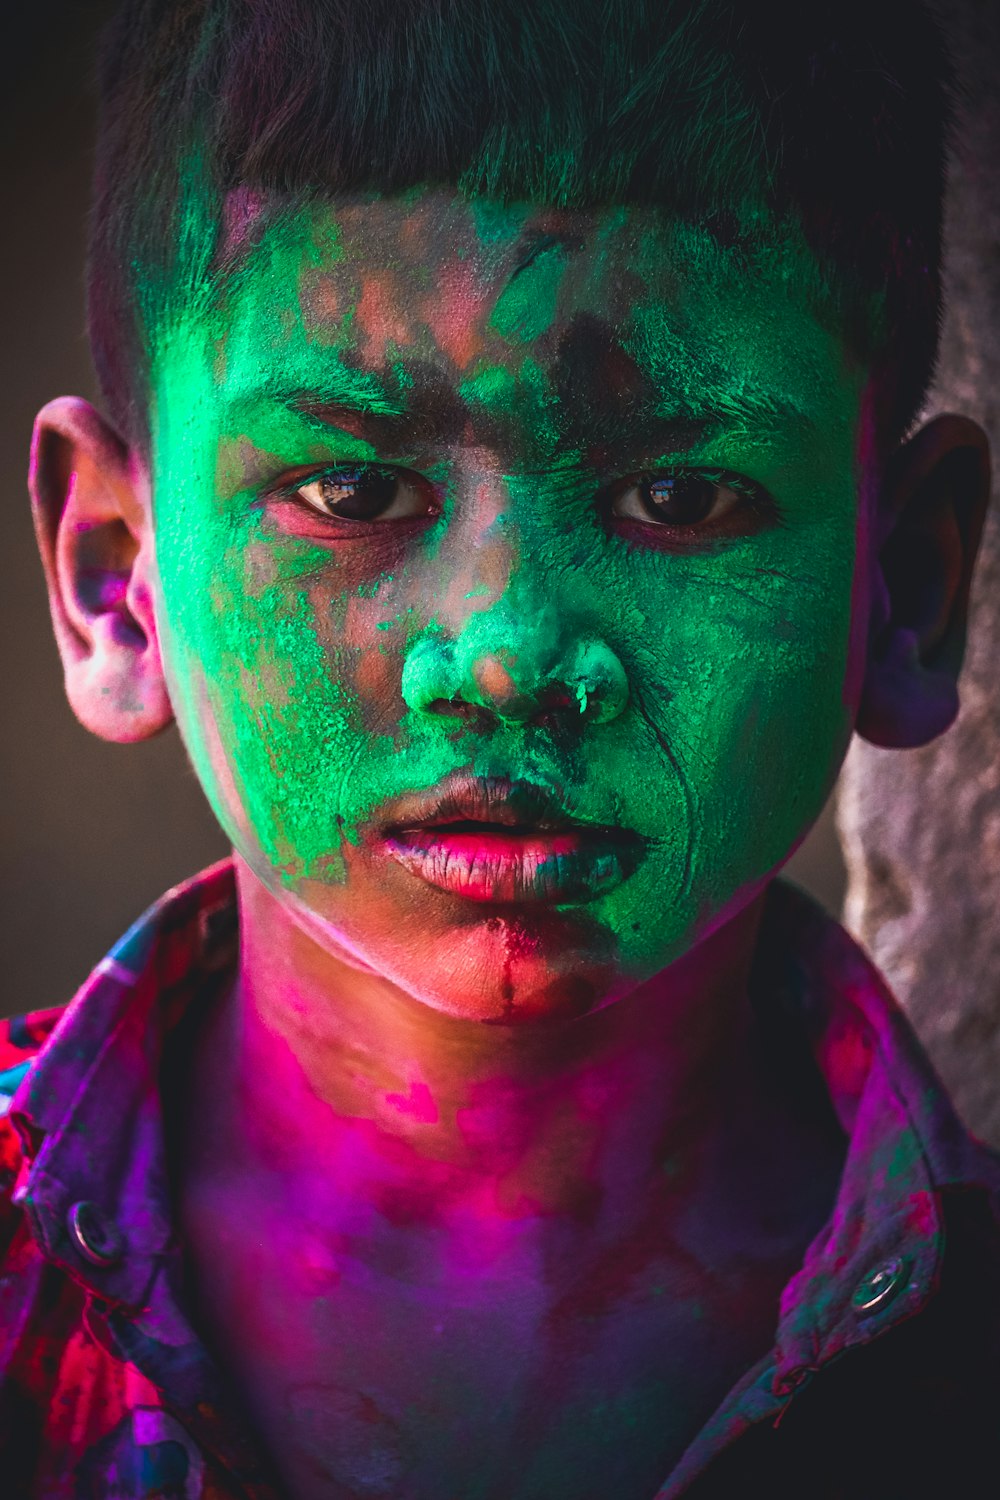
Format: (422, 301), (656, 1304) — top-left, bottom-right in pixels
(377, 775), (643, 904)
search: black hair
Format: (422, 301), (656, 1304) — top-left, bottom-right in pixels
(89, 0), (953, 454)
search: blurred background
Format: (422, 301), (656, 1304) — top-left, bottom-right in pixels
(0, 0), (845, 1019)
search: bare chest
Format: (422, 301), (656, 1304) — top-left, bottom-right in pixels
(181, 1185), (786, 1500)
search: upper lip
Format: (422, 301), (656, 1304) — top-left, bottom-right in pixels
(380, 775), (622, 836)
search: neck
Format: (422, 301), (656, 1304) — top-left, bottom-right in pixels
(187, 855), (769, 1248)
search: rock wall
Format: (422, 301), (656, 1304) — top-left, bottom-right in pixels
(838, 0), (1000, 1144)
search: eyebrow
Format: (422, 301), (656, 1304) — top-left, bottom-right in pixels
(222, 373), (813, 464)
(224, 372), (401, 419)
(550, 393), (812, 461)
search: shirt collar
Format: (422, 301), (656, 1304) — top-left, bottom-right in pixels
(758, 881), (1000, 1388)
(10, 859), (238, 1311)
(658, 881), (1000, 1498)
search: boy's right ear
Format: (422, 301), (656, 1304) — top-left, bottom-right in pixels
(28, 397), (174, 743)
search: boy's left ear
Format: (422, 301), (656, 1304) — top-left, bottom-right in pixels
(28, 396), (174, 743)
(857, 413), (990, 749)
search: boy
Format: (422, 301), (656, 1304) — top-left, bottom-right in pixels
(2, 0), (999, 1495)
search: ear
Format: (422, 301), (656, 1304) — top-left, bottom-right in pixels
(856, 413), (990, 749)
(28, 396), (174, 743)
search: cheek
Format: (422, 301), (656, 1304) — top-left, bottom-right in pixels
(161, 537), (455, 885)
(690, 573), (853, 817)
(591, 522), (857, 973)
(157, 534), (362, 875)
(321, 586), (409, 729)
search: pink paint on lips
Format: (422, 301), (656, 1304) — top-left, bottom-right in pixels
(372, 776), (644, 903)
(382, 826), (629, 903)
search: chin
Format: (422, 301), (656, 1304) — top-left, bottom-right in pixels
(390, 906), (626, 1025)
(291, 870), (622, 1025)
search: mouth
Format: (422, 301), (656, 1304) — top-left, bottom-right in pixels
(377, 776), (644, 904)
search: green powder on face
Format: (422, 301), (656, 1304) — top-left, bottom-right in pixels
(467, 198), (531, 247)
(147, 188), (869, 994)
(458, 357), (562, 464)
(489, 242), (568, 344)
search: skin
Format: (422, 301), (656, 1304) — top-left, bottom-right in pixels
(29, 187), (990, 1499)
(153, 194), (865, 1017)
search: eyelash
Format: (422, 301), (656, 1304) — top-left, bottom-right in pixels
(267, 461), (780, 545)
(603, 465), (764, 508)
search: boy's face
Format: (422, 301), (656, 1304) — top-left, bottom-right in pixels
(149, 190), (867, 1022)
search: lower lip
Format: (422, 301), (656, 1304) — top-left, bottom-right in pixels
(381, 828), (640, 904)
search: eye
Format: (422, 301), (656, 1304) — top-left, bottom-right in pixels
(609, 470), (753, 529)
(293, 464), (436, 522)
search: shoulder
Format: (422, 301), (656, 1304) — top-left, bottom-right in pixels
(758, 879), (1000, 1204)
(0, 1006), (69, 1198)
(0, 1005), (68, 1114)
(0, 1007), (72, 1417)
(0, 1005), (68, 1084)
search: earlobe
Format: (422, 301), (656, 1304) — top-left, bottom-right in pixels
(857, 414), (990, 749)
(29, 396), (174, 743)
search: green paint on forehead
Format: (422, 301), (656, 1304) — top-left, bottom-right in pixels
(489, 241), (569, 344)
(468, 198), (534, 246)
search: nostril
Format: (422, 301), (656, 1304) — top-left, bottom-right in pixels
(538, 685), (576, 713)
(523, 685), (575, 732)
(402, 629), (627, 727)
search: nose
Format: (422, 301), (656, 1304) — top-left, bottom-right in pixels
(401, 602), (629, 728)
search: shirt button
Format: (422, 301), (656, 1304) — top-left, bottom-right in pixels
(851, 1255), (912, 1315)
(67, 1200), (124, 1267)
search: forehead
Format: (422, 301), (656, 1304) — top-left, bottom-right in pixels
(177, 188), (856, 458)
(229, 190), (806, 321)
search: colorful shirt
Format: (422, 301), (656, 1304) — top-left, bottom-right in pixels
(2, 859), (1000, 1498)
